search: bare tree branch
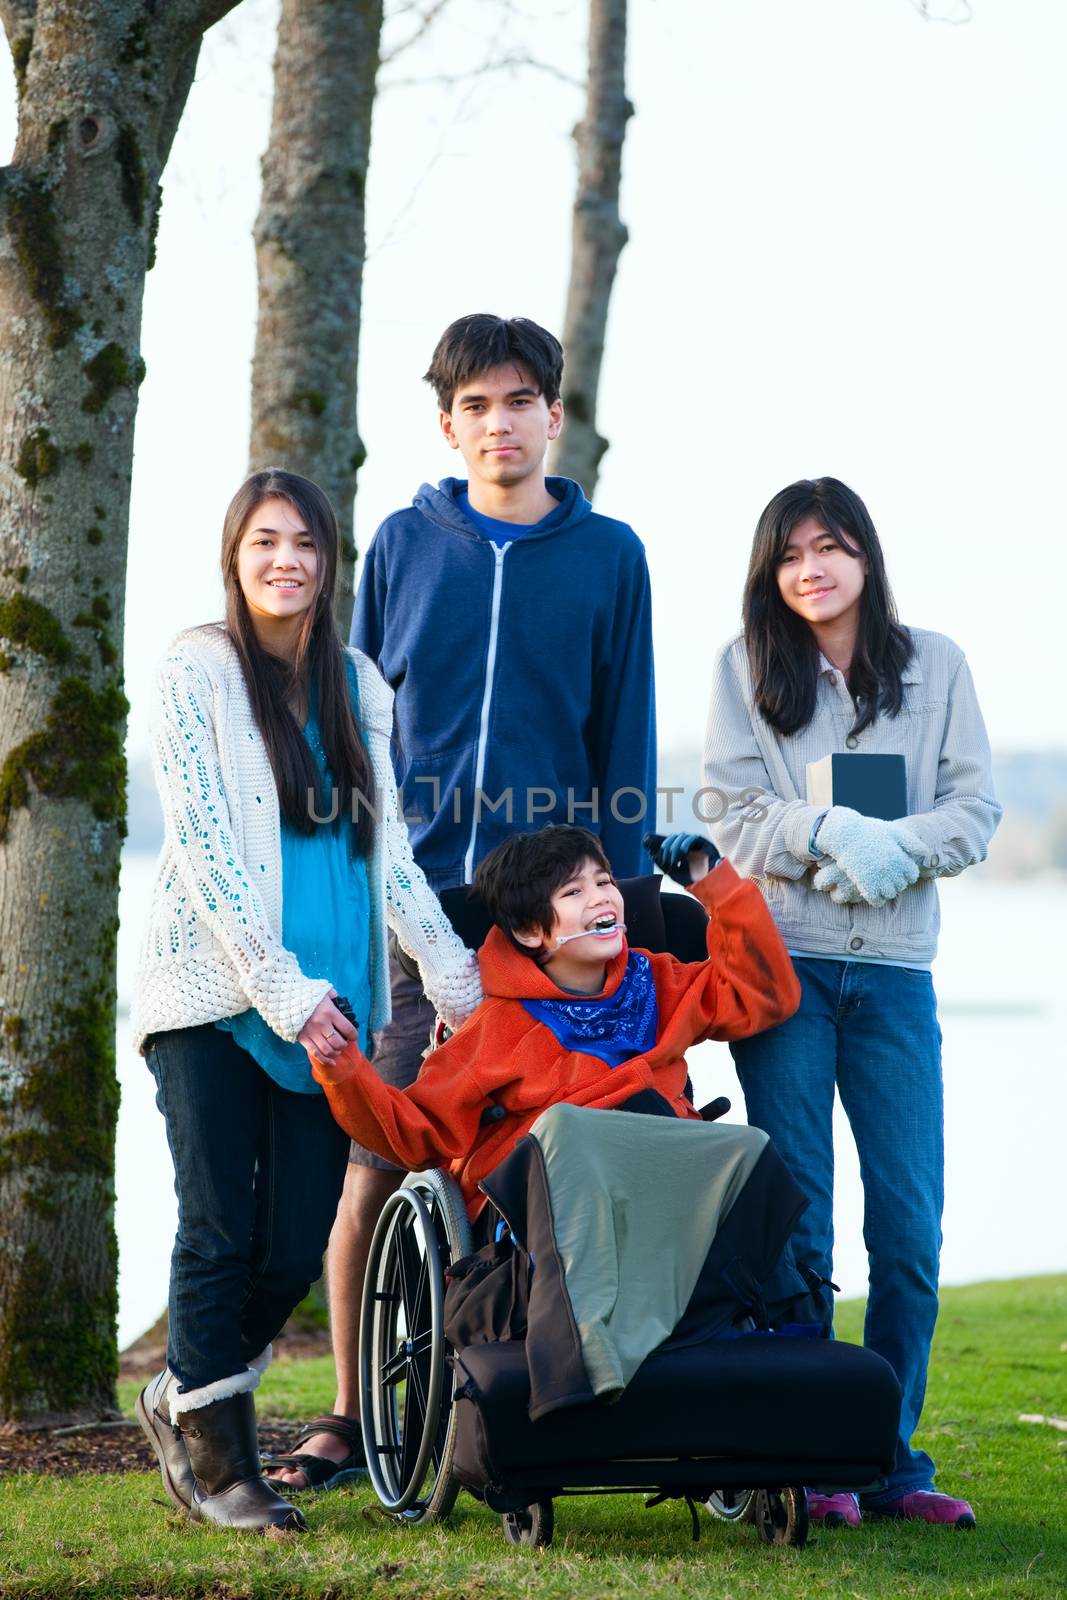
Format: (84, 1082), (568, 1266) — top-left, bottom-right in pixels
(907, 0), (973, 22)
(380, 0), (450, 63)
(191, 0), (247, 30)
(0, 0), (35, 37)
(384, 47), (583, 91)
(0, 0), (37, 95)
(157, 42), (204, 168)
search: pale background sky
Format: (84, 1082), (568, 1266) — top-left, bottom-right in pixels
(3, 0), (1066, 762)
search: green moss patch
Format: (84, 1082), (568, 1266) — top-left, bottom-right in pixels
(5, 978), (120, 1187)
(0, 1241), (117, 1417)
(292, 389), (327, 417)
(71, 597), (117, 666)
(15, 426), (59, 486)
(147, 184), (163, 270)
(0, 594), (72, 666)
(11, 30), (32, 94)
(8, 174), (82, 349)
(115, 125), (146, 226)
(0, 675), (128, 841)
(81, 344), (142, 415)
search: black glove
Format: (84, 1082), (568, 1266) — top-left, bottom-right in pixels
(643, 831), (721, 886)
(332, 994), (358, 1027)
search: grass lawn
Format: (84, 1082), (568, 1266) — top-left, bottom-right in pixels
(1, 1275), (1064, 1599)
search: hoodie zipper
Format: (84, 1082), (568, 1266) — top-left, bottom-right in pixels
(464, 541), (511, 882)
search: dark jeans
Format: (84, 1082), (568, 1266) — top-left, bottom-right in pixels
(147, 1023), (351, 1393)
(731, 957), (944, 1502)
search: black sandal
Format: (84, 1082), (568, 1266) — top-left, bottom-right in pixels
(262, 1413), (367, 1492)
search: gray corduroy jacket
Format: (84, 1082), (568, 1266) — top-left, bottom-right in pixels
(702, 629), (1001, 964)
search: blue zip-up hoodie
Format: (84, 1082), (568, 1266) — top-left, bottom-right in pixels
(351, 477), (656, 890)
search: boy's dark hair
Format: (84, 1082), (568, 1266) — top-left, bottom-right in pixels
(424, 314), (564, 412)
(473, 825), (612, 954)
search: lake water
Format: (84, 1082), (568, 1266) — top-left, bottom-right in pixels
(114, 855), (1067, 1347)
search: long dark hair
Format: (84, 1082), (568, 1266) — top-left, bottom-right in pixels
(743, 477), (913, 738)
(221, 469), (375, 855)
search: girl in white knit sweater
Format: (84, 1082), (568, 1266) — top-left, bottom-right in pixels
(133, 470), (482, 1532)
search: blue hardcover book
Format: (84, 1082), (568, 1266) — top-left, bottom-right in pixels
(805, 753), (907, 821)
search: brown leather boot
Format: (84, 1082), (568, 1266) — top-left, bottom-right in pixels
(135, 1368), (197, 1516)
(177, 1391), (307, 1532)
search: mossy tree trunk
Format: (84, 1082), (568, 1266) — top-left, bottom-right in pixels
(0, 0), (242, 1428)
(548, 0), (631, 500)
(248, 0), (384, 636)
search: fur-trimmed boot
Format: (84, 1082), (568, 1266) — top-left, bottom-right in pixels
(136, 1367), (196, 1514)
(169, 1350), (306, 1532)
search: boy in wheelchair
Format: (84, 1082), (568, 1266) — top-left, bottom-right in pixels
(311, 823), (800, 1217)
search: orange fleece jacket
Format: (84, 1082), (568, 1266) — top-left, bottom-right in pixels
(312, 862), (800, 1214)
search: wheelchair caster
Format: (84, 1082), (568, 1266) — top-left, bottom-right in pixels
(705, 1488), (755, 1523)
(752, 1486), (808, 1546)
(502, 1499), (554, 1547)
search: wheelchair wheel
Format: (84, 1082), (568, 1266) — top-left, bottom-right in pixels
(705, 1488), (755, 1523)
(360, 1169), (472, 1522)
(502, 1498), (554, 1548)
(752, 1486), (809, 1546)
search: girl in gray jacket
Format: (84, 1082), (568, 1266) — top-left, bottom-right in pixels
(697, 476), (1000, 1529)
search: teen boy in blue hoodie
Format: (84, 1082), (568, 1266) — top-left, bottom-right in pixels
(267, 314), (656, 1492)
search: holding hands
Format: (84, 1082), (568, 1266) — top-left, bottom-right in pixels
(811, 807), (925, 907)
(298, 990), (358, 1064)
(644, 831), (721, 885)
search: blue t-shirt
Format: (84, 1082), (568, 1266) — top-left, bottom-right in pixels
(216, 675), (373, 1094)
(457, 490), (548, 546)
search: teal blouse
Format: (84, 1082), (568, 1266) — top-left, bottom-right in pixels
(216, 678), (373, 1094)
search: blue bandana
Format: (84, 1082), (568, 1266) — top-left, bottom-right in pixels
(522, 951), (659, 1069)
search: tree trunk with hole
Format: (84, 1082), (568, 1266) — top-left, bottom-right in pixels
(549, 0), (631, 500)
(0, 0), (242, 1428)
(248, 0), (383, 636)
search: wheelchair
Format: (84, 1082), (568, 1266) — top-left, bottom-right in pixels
(360, 877), (901, 1550)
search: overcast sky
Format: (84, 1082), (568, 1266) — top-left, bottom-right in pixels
(3, 0), (1065, 761)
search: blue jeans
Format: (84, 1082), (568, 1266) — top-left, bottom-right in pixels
(731, 957), (944, 1503)
(146, 1024), (351, 1393)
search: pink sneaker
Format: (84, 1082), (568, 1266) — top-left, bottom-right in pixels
(808, 1491), (862, 1528)
(871, 1490), (976, 1528)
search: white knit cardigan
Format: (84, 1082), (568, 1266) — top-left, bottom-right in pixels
(132, 624), (482, 1053)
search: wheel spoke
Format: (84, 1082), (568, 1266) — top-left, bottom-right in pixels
(410, 1252), (430, 1335)
(407, 1351), (429, 1419)
(396, 1217), (421, 1330)
(380, 1348), (408, 1386)
(399, 1364), (424, 1485)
